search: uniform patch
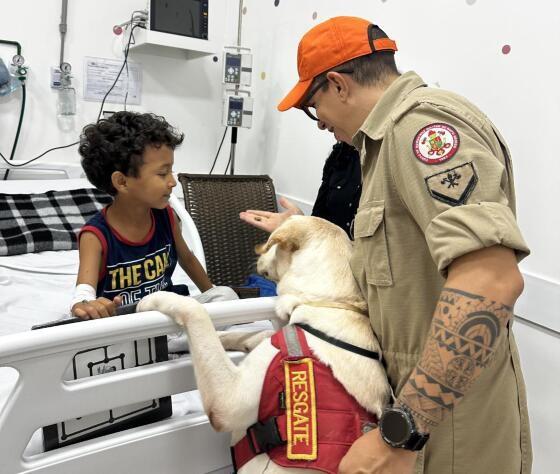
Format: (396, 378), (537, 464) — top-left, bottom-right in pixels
(413, 123), (460, 164)
(425, 162), (478, 206)
(284, 358), (318, 460)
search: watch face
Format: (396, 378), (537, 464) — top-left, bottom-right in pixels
(381, 410), (410, 445)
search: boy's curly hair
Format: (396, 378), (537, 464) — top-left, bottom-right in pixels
(79, 111), (184, 195)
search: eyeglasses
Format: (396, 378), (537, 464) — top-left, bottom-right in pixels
(300, 69), (354, 121)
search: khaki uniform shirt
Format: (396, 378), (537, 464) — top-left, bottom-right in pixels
(350, 71), (532, 474)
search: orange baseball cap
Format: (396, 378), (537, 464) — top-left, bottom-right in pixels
(277, 16), (397, 112)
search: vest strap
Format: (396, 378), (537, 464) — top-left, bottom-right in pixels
(231, 410), (377, 471)
(295, 323), (381, 361)
(274, 324), (313, 358)
(247, 416), (284, 455)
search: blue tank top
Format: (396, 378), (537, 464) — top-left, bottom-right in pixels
(81, 206), (178, 305)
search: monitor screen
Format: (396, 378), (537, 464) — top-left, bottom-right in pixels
(150, 0), (208, 39)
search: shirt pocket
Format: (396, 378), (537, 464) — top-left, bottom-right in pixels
(353, 201), (393, 286)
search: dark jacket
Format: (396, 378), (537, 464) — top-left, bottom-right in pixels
(311, 142), (361, 238)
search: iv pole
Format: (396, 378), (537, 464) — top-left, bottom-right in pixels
(228, 0), (244, 175)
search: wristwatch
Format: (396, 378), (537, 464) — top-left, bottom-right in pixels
(378, 405), (429, 451)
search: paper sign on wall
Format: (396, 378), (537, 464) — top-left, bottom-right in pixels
(84, 56), (142, 105)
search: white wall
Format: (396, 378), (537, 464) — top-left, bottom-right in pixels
(0, 0), (238, 177)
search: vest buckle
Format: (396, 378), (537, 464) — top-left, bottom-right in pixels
(246, 417), (284, 454)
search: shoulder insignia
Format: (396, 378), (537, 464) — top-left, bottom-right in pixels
(424, 162), (478, 206)
(413, 123), (460, 164)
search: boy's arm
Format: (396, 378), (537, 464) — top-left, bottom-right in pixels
(72, 231), (121, 319)
(172, 213), (213, 292)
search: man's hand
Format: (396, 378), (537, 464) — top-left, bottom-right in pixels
(72, 296), (122, 320)
(338, 429), (417, 474)
(239, 196), (303, 233)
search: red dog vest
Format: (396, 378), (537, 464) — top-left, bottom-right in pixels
(232, 325), (378, 473)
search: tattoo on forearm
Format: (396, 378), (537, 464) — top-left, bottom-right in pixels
(398, 287), (513, 433)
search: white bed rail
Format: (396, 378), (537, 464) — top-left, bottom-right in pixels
(0, 297), (278, 474)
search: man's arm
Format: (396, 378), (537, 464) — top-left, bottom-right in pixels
(338, 245), (523, 474)
(397, 244), (524, 433)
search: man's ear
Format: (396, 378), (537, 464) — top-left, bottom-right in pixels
(111, 171), (128, 194)
(326, 71), (350, 101)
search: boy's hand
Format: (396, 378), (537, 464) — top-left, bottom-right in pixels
(73, 296), (123, 320)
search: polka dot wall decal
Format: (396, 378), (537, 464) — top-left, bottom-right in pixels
(466, 0), (477, 5)
(261, 72), (266, 80)
(274, 0), (280, 6)
(502, 44), (511, 54)
(242, 6), (247, 14)
(312, 11), (318, 20)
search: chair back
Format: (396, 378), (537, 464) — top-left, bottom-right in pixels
(177, 174), (278, 286)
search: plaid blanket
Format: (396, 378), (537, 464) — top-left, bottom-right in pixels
(0, 188), (112, 256)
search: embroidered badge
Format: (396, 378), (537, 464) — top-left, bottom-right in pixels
(425, 162), (478, 206)
(284, 358), (318, 460)
(413, 123), (460, 164)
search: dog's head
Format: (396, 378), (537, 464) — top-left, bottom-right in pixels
(255, 216), (366, 317)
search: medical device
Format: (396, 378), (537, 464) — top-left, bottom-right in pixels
(223, 48), (252, 86)
(222, 46), (253, 128)
(222, 91), (253, 128)
(149, 0), (208, 40)
(217, 4), (252, 174)
(0, 53), (27, 96)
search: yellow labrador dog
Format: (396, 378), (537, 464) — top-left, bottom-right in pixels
(138, 216), (390, 473)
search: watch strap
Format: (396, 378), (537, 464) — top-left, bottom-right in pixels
(405, 430), (429, 451)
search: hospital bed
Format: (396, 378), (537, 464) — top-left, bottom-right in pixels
(0, 162), (278, 474)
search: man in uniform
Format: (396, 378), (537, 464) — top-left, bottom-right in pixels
(275, 16), (532, 474)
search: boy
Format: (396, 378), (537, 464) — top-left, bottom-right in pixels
(72, 111), (229, 319)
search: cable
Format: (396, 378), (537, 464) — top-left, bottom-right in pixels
(96, 22), (141, 122)
(123, 12), (144, 112)
(209, 127), (228, 174)
(223, 152), (232, 175)
(0, 40), (25, 180)
(0, 141), (80, 168)
(2, 83), (26, 180)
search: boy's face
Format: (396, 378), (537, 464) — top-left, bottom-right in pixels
(127, 145), (176, 209)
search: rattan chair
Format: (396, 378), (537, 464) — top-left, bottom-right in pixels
(177, 173), (278, 290)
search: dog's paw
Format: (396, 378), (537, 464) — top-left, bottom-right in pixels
(275, 294), (303, 321)
(137, 291), (202, 325)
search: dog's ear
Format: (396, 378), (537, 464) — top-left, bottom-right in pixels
(254, 241), (268, 255)
(255, 232), (300, 255)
